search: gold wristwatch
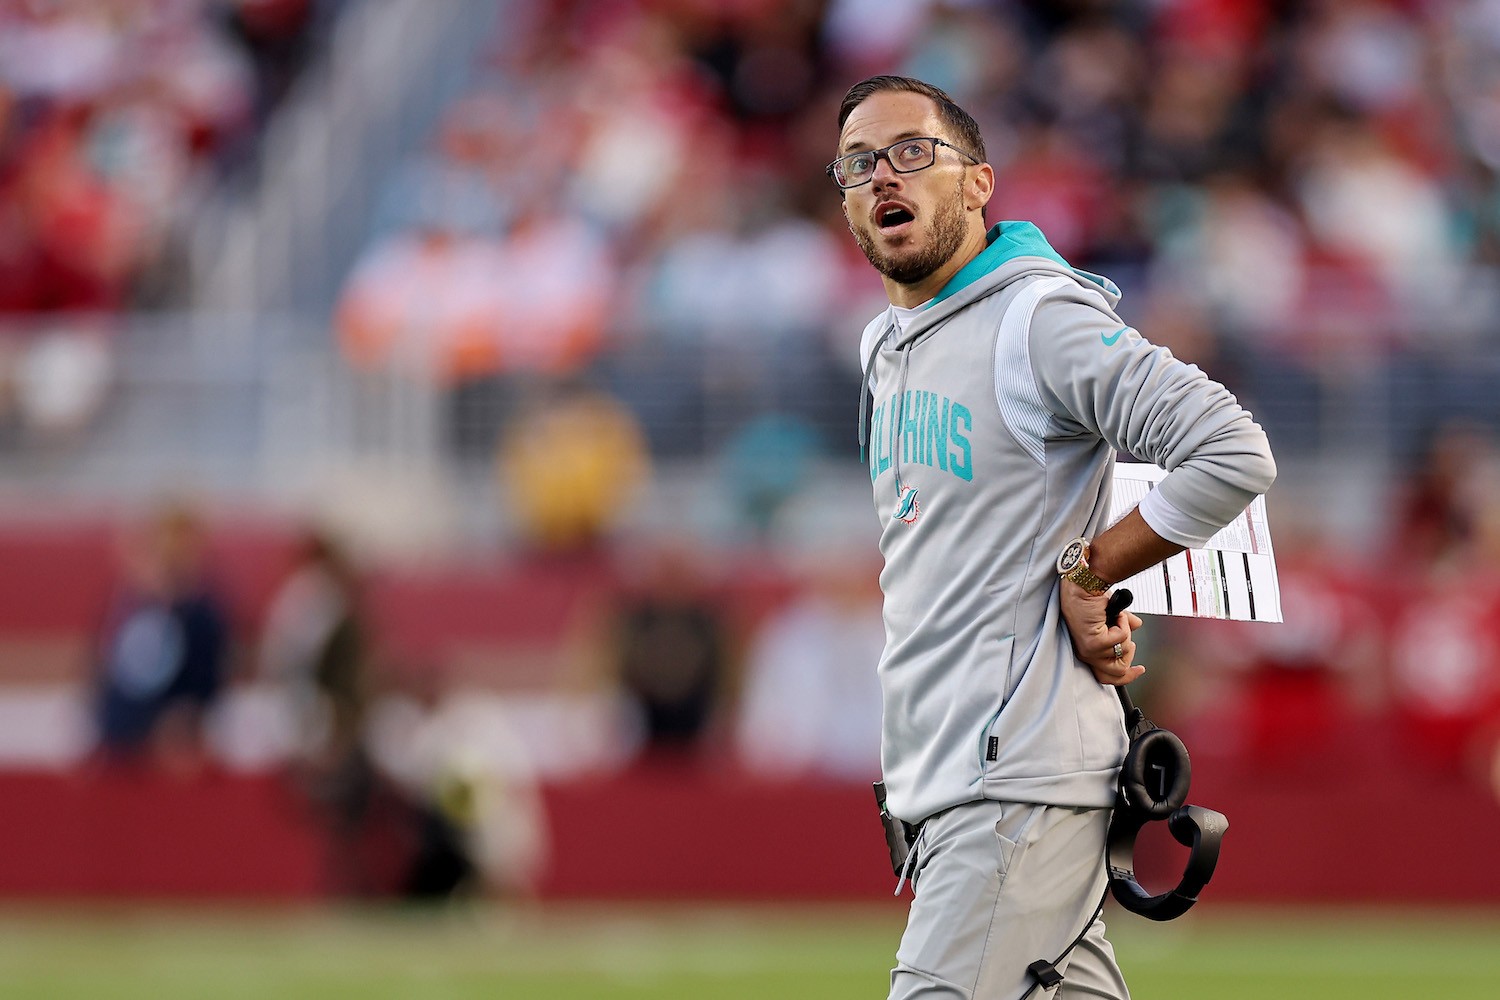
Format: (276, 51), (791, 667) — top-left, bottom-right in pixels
(1056, 536), (1111, 595)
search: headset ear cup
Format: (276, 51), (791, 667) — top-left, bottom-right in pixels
(1120, 728), (1192, 819)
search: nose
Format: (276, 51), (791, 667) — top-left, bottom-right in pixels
(870, 152), (903, 191)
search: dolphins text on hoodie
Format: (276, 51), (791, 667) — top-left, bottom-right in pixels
(858, 221), (1276, 824)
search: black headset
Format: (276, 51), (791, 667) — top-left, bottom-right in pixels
(1103, 589), (1228, 921)
(1023, 588), (1232, 996)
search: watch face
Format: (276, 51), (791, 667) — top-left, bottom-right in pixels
(1057, 538), (1086, 574)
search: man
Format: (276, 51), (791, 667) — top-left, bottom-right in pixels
(833, 75), (1276, 999)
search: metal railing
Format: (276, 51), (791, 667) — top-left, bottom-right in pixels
(190, 0), (502, 318)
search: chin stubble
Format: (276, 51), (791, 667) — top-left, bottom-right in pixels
(854, 180), (968, 287)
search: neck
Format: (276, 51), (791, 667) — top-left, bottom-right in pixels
(882, 224), (990, 308)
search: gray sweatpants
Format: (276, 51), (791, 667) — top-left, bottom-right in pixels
(889, 799), (1129, 1000)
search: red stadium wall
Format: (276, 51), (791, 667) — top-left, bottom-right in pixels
(0, 519), (1496, 903)
(0, 759), (1496, 903)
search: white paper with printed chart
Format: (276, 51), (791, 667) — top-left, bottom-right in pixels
(1108, 461), (1282, 622)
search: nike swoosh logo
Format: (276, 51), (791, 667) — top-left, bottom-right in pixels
(1101, 327), (1127, 346)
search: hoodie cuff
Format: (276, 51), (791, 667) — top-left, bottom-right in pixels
(1138, 488), (1222, 549)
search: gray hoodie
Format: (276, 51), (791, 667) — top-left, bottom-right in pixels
(858, 221), (1276, 824)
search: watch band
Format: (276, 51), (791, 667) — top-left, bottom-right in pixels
(1063, 559), (1112, 595)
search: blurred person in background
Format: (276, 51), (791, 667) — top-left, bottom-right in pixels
(335, 205), (616, 461)
(92, 500), (230, 772)
(1384, 423), (1500, 778)
(258, 527), (377, 894)
(734, 546), (883, 780)
(260, 529), (367, 760)
(496, 377), (650, 558)
(714, 411), (820, 541)
(364, 667), (548, 899)
(834, 75), (1275, 999)
(606, 541), (731, 761)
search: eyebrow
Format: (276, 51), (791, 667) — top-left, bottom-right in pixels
(840, 129), (928, 155)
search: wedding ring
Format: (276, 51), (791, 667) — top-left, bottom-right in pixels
(1112, 642), (1124, 660)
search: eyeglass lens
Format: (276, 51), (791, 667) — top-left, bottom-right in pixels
(836, 139), (937, 186)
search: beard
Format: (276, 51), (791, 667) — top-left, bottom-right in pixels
(852, 181), (968, 286)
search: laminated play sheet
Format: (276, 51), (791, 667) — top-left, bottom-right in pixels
(1108, 462), (1281, 623)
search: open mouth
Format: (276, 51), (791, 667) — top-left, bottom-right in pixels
(876, 203), (916, 231)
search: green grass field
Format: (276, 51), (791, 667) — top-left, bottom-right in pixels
(0, 902), (1495, 998)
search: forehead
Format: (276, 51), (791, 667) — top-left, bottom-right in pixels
(839, 91), (946, 152)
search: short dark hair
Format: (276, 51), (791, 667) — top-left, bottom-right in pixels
(837, 75), (986, 163)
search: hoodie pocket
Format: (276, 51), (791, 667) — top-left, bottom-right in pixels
(974, 634), (1017, 775)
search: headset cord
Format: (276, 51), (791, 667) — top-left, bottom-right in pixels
(1020, 874), (1110, 998)
(1022, 589), (1136, 996)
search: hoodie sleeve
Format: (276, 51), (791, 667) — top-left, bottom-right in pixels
(1025, 282), (1276, 546)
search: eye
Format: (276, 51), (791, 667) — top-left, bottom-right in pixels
(845, 152), (874, 176)
(896, 140), (930, 164)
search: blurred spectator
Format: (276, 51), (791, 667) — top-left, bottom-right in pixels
(258, 527), (378, 893)
(607, 543), (731, 758)
(4, 105), (139, 313)
(1390, 421), (1495, 572)
(1384, 424), (1500, 776)
(735, 548), (883, 780)
(989, 123), (1109, 262)
(1387, 568), (1500, 777)
(336, 205), (616, 458)
(0, 0), (323, 312)
(259, 529), (367, 762)
(92, 501), (230, 769)
(1292, 111), (1462, 318)
(335, 223), (507, 384)
(1150, 169), (1308, 345)
(372, 95), (512, 239)
(715, 412), (820, 541)
(497, 379), (650, 556)
(365, 674), (548, 898)
(0, 319), (113, 447)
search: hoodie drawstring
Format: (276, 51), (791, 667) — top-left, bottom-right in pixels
(858, 322), (895, 464)
(858, 320), (915, 507)
(889, 341), (912, 499)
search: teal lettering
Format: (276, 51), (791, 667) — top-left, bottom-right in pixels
(931, 395), (948, 472)
(903, 391), (920, 463)
(916, 391), (928, 466)
(876, 392), (888, 476)
(949, 402), (973, 481)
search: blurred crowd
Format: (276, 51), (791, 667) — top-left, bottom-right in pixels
(0, 0), (336, 439)
(336, 0), (1500, 470)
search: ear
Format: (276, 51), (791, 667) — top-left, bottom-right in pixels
(966, 162), (995, 214)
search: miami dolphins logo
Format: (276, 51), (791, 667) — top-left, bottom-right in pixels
(892, 485), (921, 524)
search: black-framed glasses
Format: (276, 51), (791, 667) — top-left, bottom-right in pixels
(825, 136), (981, 189)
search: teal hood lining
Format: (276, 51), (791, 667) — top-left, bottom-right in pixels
(929, 221), (1118, 308)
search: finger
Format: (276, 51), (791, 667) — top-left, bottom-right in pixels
(1126, 612), (1143, 631)
(1091, 660), (1144, 686)
(1099, 629), (1134, 658)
